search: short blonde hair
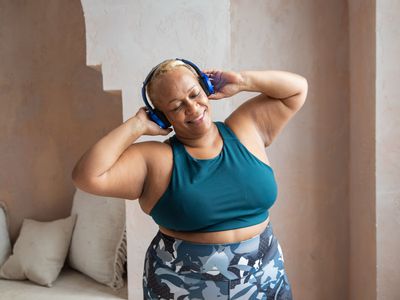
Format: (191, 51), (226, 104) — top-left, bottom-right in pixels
(147, 59), (198, 106)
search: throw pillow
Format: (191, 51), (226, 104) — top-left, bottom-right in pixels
(0, 215), (76, 287)
(0, 202), (11, 267)
(68, 188), (126, 289)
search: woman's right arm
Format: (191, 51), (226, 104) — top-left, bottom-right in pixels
(71, 107), (172, 200)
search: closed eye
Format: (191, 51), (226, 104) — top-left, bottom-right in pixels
(191, 91), (200, 98)
(171, 92), (200, 112)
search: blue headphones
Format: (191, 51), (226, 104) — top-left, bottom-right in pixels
(141, 58), (215, 129)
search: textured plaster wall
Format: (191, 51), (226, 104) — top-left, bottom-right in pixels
(348, 1), (376, 299)
(230, 1), (349, 299)
(80, 1), (351, 299)
(80, 1), (231, 299)
(0, 1), (122, 242)
(4, 0), (399, 298)
(376, 0), (400, 298)
(74, 0), (400, 299)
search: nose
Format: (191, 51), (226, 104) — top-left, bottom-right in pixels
(185, 98), (200, 115)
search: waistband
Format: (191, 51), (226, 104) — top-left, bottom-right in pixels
(147, 222), (276, 281)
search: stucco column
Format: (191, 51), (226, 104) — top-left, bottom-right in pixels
(376, 0), (400, 299)
(349, 1), (377, 299)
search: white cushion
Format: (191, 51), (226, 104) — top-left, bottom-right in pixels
(68, 188), (126, 290)
(0, 215), (76, 287)
(0, 266), (127, 300)
(0, 202), (11, 267)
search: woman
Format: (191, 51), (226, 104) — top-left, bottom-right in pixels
(72, 58), (307, 299)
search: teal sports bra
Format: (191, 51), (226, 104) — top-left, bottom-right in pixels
(149, 121), (278, 232)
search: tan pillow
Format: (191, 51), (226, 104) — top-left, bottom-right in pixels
(68, 188), (126, 289)
(0, 202), (11, 267)
(0, 215), (76, 287)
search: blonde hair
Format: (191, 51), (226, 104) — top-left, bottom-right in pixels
(146, 59), (198, 106)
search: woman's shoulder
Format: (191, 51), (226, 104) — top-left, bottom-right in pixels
(131, 139), (173, 165)
(223, 114), (268, 163)
(133, 139), (171, 150)
(224, 115), (263, 147)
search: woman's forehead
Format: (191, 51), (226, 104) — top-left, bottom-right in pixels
(155, 68), (198, 93)
(162, 66), (197, 82)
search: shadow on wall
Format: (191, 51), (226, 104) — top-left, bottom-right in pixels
(0, 0), (122, 242)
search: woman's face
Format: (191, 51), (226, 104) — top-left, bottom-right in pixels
(151, 67), (212, 137)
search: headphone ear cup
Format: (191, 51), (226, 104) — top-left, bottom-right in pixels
(153, 109), (171, 128)
(198, 78), (210, 96)
(199, 73), (214, 96)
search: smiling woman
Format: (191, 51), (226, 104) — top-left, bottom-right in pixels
(72, 58), (307, 299)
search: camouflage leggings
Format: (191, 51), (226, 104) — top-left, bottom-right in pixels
(143, 222), (293, 299)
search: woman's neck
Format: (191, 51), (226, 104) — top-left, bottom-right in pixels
(176, 122), (221, 149)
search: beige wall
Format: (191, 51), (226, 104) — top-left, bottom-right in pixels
(3, 0), (399, 299)
(81, 1), (352, 299)
(376, 0), (400, 299)
(348, 1), (377, 299)
(80, 1), (231, 298)
(0, 0), (122, 242)
(230, 1), (350, 299)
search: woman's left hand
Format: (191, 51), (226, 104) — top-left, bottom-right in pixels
(203, 69), (245, 100)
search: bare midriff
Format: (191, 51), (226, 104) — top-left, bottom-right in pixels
(158, 216), (270, 244)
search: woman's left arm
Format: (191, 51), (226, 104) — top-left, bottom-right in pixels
(239, 70), (308, 111)
(205, 69), (308, 147)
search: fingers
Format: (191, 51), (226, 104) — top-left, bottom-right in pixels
(208, 92), (223, 100)
(202, 69), (214, 73)
(203, 69), (219, 76)
(159, 127), (173, 135)
(138, 106), (148, 114)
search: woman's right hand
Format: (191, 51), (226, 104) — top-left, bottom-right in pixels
(134, 107), (173, 136)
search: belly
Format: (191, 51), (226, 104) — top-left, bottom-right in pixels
(158, 217), (270, 244)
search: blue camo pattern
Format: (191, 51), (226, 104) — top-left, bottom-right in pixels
(143, 222), (293, 299)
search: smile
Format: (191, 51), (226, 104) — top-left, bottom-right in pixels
(187, 110), (206, 124)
